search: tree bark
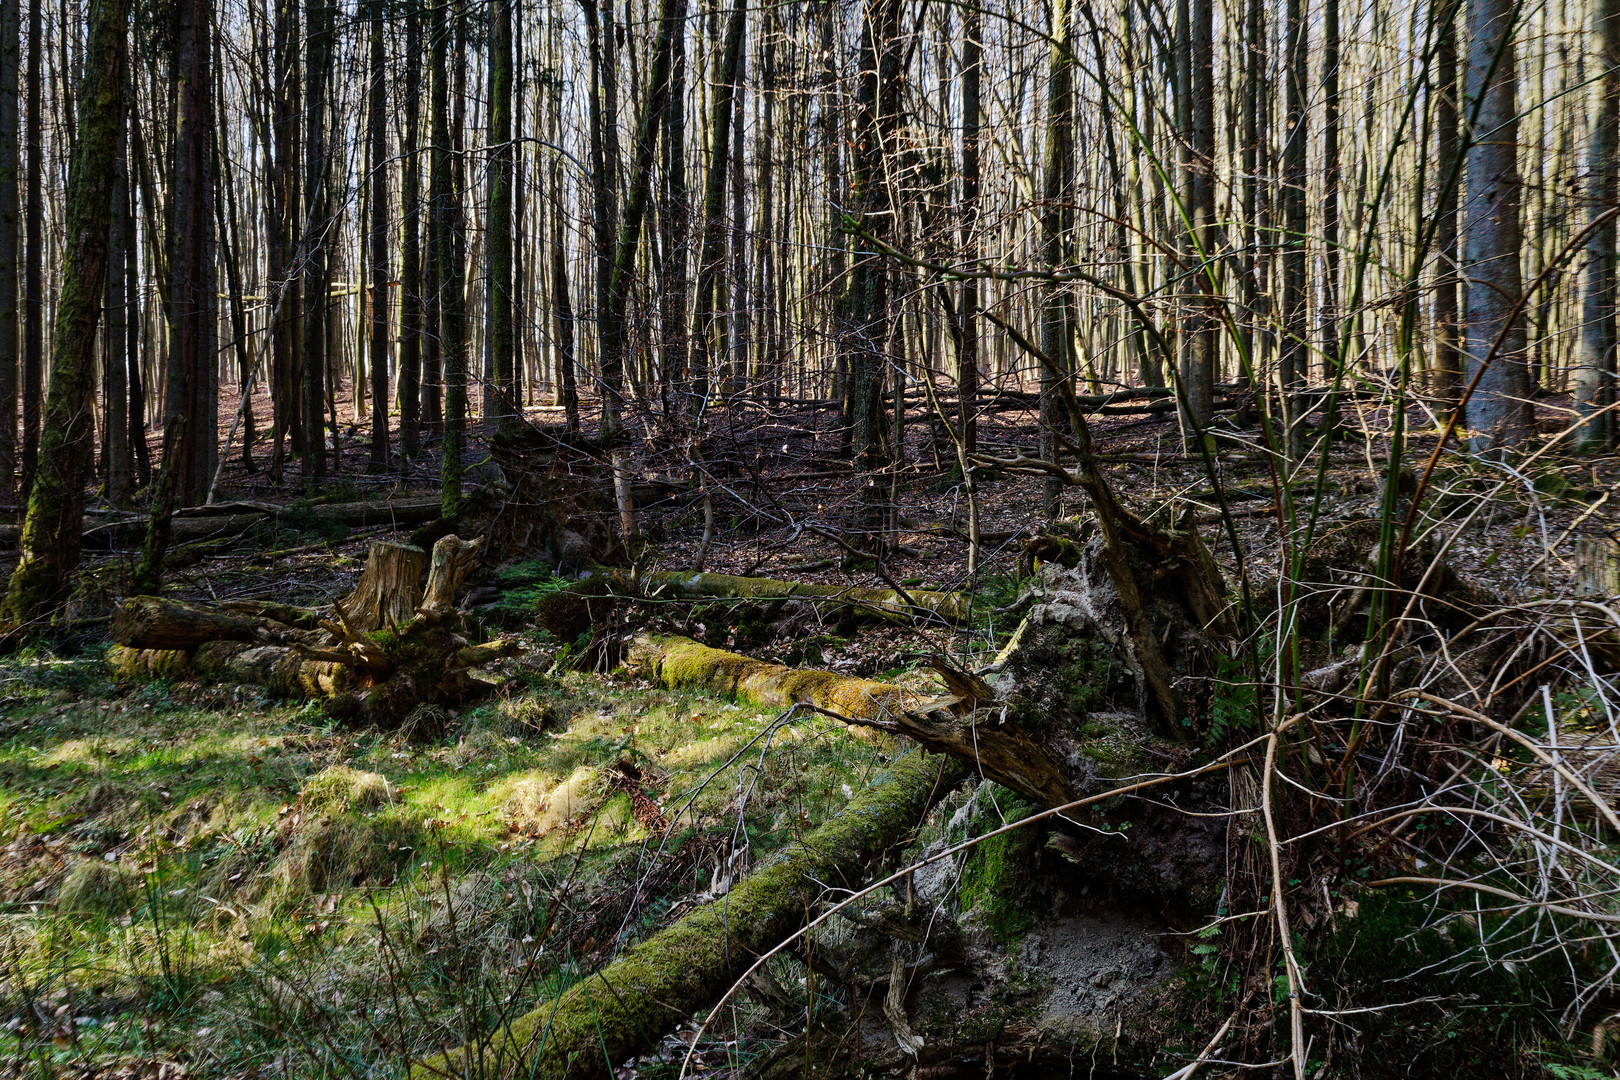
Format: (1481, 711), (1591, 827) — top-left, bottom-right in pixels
(399, 5), (423, 457)
(1039, 0), (1074, 517)
(303, 0), (334, 484)
(366, 0), (390, 472)
(1463, 0), (1530, 448)
(1578, 0), (1619, 449)
(1432, 14), (1462, 411)
(432, 0), (467, 517)
(1280, 0), (1308, 460)
(0, 0), (17, 502)
(597, 0), (688, 549)
(104, 96), (129, 506)
(163, 0), (217, 506)
(488, 0), (517, 433)
(0, 0), (132, 623)
(20, 0), (41, 500)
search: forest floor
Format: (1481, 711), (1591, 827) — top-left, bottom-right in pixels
(0, 381), (1615, 1077)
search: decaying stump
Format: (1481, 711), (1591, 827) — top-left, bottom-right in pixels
(415, 750), (968, 1080)
(342, 542), (427, 631)
(109, 535), (515, 731)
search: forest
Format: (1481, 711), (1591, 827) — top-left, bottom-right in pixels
(0, 0), (1615, 1069)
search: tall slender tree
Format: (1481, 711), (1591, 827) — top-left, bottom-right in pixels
(399, 4), (424, 456)
(0, 0), (17, 499)
(1433, 12), (1462, 410)
(303, 0), (334, 483)
(1280, 0), (1308, 458)
(432, 0), (467, 516)
(1040, 0), (1075, 517)
(366, 0), (390, 470)
(488, 0), (518, 431)
(162, 0), (218, 505)
(1463, 0), (1530, 448)
(957, 2), (980, 458)
(1578, 0), (1619, 448)
(20, 0), (41, 499)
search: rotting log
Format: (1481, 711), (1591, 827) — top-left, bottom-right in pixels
(578, 568), (972, 624)
(108, 535), (515, 732)
(625, 632), (909, 725)
(412, 750), (968, 1080)
(111, 596), (288, 650)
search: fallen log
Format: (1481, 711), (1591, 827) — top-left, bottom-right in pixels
(578, 567), (972, 625)
(625, 632), (906, 724)
(111, 596), (286, 651)
(413, 749), (968, 1080)
(0, 497), (445, 549)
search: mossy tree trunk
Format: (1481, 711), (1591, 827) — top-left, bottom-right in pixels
(414, 750), (968, 1080)
(0, 0), (133, 627)
(627, 632), (904, 725)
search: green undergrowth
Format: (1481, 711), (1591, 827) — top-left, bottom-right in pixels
(0, 641), (895, 1078)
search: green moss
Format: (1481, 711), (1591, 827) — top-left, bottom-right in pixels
(414, 751), (968, 1079)
(958, 786), (1041, 945)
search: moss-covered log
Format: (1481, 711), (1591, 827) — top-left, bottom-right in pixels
(626, 632), (905, 723)
(413, 750), (968, 1080)
(588, 568), (971, 624)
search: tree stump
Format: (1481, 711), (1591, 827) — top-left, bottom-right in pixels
(421, 534), (483, 614)
(343, 541), (427, 631)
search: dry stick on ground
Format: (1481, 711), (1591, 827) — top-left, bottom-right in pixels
(410, 750), (970, 1080)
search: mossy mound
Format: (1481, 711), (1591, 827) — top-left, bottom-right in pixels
(298, 766), (395, 814)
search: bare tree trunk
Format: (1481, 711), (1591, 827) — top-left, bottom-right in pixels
(0, 0), (132, 624)
(958, 3), (979, 458)
(20, 0), (41, 500)
(0, 0), (17, 501)
(1319, 0), (1341, 421)
(840, 0), (901, 519)
(399, 5), (423, 457)
(431, 0), (467, 516)
(549, 170), (579, 434)
(268, 0), (299, 482)
(1432, 13), (1462, 411)
(1281, 0), (1308, 460)
(689, 0), (744, 419)
(163, 0), (217, 506)
(1463, 0), (1531, 448)
(488, 0), (517, 433)
(1040, 0), (1074, 518)
(1178, 0), (1216, 435)
(1578, 0), (1619, 448)
(302, 0), (333, 484)
(104, 92), (129, 506)
(366, 0), (390, 471)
